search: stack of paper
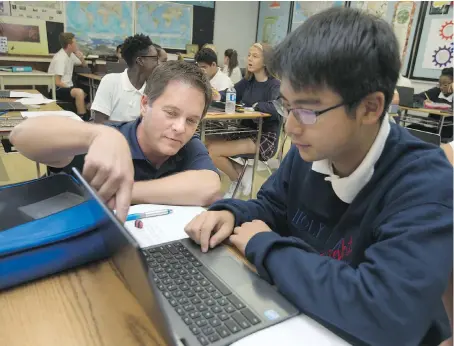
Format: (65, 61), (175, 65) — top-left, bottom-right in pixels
(10, 91), (44, 98)
(21, 111), (82, 121)
(17, 98), (55, 106)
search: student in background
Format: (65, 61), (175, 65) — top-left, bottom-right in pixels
(153, 44), (168, 63)
(195, 48), (233, 91)
(209, 42), (281, 197)
(416, 67), (453, 105)
(414, 67), (453, 139)
(91, 34), (159, 123)
(116, 44), (122, 60)
(48, 32), (89, 121)
(10, 61), (221, 220)
(222, 49), (242, 84)
(185, 8), (453, 346)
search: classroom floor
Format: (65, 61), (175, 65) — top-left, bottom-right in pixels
(0, 137), (292, 200)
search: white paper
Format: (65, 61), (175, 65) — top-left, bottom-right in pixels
(232, 314), (351, 346)
(21, 111), (82, 121)
(17, 98), (55, 105)
(10, 91), (45, 98)
(124, 204), (205, 248)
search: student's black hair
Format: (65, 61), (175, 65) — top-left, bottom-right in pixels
(116, 44), (122, 52)
(272, 7), (400, 119)
(441, 67), (453, 79)
(224, 49), (238, 77)
(121, 34), (154, 67)
(194, 48), (218, 66)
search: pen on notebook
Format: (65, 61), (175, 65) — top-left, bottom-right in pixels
(126, 209), (173, 222)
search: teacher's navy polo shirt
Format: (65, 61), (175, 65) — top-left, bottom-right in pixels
(51, 117), (219, 180)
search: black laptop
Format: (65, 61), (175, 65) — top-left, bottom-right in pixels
(407, 128), (441, 146)
(72, 168), (298, 346)
(0, 102), (28, 111)
(396, 86), (423, 108)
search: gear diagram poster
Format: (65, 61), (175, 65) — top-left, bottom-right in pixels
(423, 19), (453, 69)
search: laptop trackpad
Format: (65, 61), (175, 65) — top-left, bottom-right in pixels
(210, 257), (260, 286)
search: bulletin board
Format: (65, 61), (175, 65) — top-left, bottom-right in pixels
(409, 1), (453, 81)
(256, 1), (293, 46)
(351, 1), (422, 77)
(0, 15), (48, 55)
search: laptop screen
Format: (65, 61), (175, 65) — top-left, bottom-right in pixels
(71, 168), (178, 346)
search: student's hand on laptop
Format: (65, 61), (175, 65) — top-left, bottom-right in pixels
(184, 211), (235, 253)
(229, 220), (271, 256)
(83, 126), (134, 223)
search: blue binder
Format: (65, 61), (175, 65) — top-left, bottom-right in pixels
(0, 174), (110, 290)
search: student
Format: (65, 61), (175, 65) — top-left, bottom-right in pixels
(91, 34), (159, 123)
(116, 44), (122, 60)
(222, 49), (243, 84)
(414, 67), (453, 139)
(185, 8), (453, 346)
(209, 42), (281, 197)
(153, 43), (168, 63)
(10, 61), (221, 220)
(416, 67), (453, 106)
(48, 32), (89, 120)
(195, 48), (233, 91)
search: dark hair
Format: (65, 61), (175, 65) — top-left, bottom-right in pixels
(116, 44), (122, 52)
(59, 32), (75, 49)
(272, 8), (400, 118)
(121, 34), (154, 67)
(224, 49), (239, 77)
(245, 42), (275, 80)
(144, 61), (212, 117)
(441, 67), (453, 79)
(194, 48), (218, 66)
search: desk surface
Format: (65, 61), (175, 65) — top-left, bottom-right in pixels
(399, 106), (453, 117)
(0, 70), (52, 76)
(0, 90), (62, 134)
(0, 260), (166, 346)
(79, 72), (103, 81)
(205, 111), (270, 120)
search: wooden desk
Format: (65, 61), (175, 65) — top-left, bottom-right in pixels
(0, 260), (167, 346)
(398, 106), (453, 135)
(399, 106), (452, 117)
(0, 90), (62, 134)
(202, 111), (271, 198)
(0, 70), (56, 100)
(0, 90), (63, 177)
(78, 73), (103, 104)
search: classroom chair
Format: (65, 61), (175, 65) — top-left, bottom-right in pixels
(229, 119), (286, 199)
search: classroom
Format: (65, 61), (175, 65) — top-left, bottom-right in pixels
(0, 1), (452, 346)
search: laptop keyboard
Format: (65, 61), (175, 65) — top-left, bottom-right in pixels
(143, 241), (262, 345)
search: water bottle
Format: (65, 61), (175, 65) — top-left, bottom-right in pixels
(225, 87), (236, 114)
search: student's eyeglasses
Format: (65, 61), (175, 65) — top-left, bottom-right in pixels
(276, 98), (350, 125)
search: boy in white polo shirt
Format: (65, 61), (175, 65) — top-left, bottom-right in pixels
(195, 48), (233, 91)
(92, 34), (159, 123)
(48, 32), (89, 120)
